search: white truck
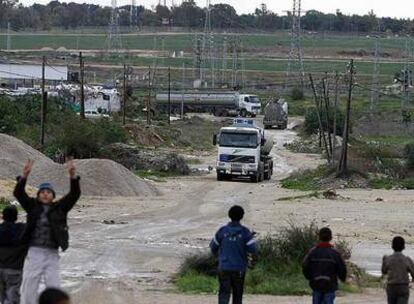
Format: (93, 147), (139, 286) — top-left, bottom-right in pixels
(155, 92), (261, 117)
(263, 98), (288, 130)
(213, 119), (274, 183)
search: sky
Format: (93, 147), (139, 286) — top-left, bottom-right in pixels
(19, 0), (414, 19)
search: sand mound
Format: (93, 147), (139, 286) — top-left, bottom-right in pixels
(74, 159), (157, 196)
(0, 134), (156, 197)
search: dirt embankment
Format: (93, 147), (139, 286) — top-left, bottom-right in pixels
(0, 133), (157, 197)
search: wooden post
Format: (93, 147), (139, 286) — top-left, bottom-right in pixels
(40, 56), (46, 147)
(79, 52), (85, 119)
(168, 66), (171, 125)
(147, 66), (151, 125)
(309, 74), (330, 162)
(122, 64), (127, 125)
(338, 60), (355, 176)
(322, 75), (333, 158)
(332, 71), (339, 167)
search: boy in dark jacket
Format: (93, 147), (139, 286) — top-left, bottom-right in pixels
(0, 205), (27, 304)
(303, 228), (347, 304)
(382, 236), (414, 304)
(210, 205), (257, 304)
(14, 160), (81, 304)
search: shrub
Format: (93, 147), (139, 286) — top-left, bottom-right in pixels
(52, 118), (127, 158)
(304, 107), (345, 135)
(291, 87), (304, 101)
(404, 143), (414, 169)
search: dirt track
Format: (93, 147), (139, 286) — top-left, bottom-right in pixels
(27, 118), (413, 303)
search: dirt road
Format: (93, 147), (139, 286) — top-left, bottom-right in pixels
(57, 119), (414, 303)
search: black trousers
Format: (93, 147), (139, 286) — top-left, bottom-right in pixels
(218, 271), (246, 304)
(387, 284), (410, 304)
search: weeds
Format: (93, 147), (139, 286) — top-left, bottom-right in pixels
(280, 166), (331, 191)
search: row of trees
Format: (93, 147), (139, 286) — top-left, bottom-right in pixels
(1, 0), (413, 34)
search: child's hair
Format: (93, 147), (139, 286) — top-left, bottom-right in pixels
(392, 236), (405, 252)
(228, 205), (244, 222)
(319, 227), (333, 242)
(2, 205), (18, 223)
(38, 288), (70, 304)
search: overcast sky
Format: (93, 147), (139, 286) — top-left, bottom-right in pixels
(20, 0), (414, 19)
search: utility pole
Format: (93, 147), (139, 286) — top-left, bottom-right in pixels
(168, 66), (171, 124)
(79, 52), (85, 119)
(309, 74), (330, 161)
(6, 22), (11, 51)
(122, 63), (127, 125)
(370, 37), (380, 112)
(181, 62), (185, 119)
(222, 36), (228, 85)
(338, 60), (355, 176)
(322, 75), (333, 158)
(40, 56), (46, 147)
(332, 71), (339, 167)
(147, 66), (152, 125)
(402, 38), (412, 111)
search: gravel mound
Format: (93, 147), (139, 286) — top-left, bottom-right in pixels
(74, 159), (157, 196)
(0, 134), (156, 197)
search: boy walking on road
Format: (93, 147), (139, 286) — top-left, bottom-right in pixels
(382, 236), (414, 304)
(0, 205), (27, 304)
(210, 205), (257, 304)
(14, 160), (81, 304)
(303, 227), (347, 304)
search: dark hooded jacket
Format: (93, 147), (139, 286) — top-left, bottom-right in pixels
(13, 176), (81, 252)
(303, 242), (347, 293)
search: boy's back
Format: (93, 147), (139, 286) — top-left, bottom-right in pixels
(382, 252), (414, 285)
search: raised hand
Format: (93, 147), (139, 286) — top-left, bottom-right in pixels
(22, 160), (34, 179)
(66, 159), (76, 179)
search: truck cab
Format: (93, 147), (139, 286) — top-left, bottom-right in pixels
(214, 119), (273, 183)
(238, 95), (261, 117)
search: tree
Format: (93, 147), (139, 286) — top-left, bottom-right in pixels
(211, 4), (238, 29)
(0, 0), (18, 26)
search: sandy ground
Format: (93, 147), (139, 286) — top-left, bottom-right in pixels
(3, 117), (414, 303)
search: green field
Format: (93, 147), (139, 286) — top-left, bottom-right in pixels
(0, 30), (407, 54)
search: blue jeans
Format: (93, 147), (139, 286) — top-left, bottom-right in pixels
(312, 291), (336, 304)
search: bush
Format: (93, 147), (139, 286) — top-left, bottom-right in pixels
(404, 143), (414, 169)
(290, 87), (304, 101)
(0, 197), (10, 209)
(52, 118), (127, 158)
(0, 96), (128, 159)
(304, 107), (345, 135)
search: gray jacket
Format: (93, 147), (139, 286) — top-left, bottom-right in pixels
(382, 252), (414, 285)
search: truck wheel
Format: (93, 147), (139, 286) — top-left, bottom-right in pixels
(240, 109), (247, 117)
(258, 162), (265, 182)
(251, 114), (256, 118)
(217, 173), (226, 181)
(264, 125), (270, 130)
(250, 174), (259, 183)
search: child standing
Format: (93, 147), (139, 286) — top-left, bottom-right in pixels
(210, 205), (257, 304)
(0, 205), (27, 304)
(13, 160), (81, 304)
(382, 236), (414, 304)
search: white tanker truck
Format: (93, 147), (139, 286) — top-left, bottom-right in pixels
(155, 92), (261, 117)
(213, 119), (274, 183)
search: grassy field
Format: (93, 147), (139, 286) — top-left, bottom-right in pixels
(0, 30), (407, 55)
